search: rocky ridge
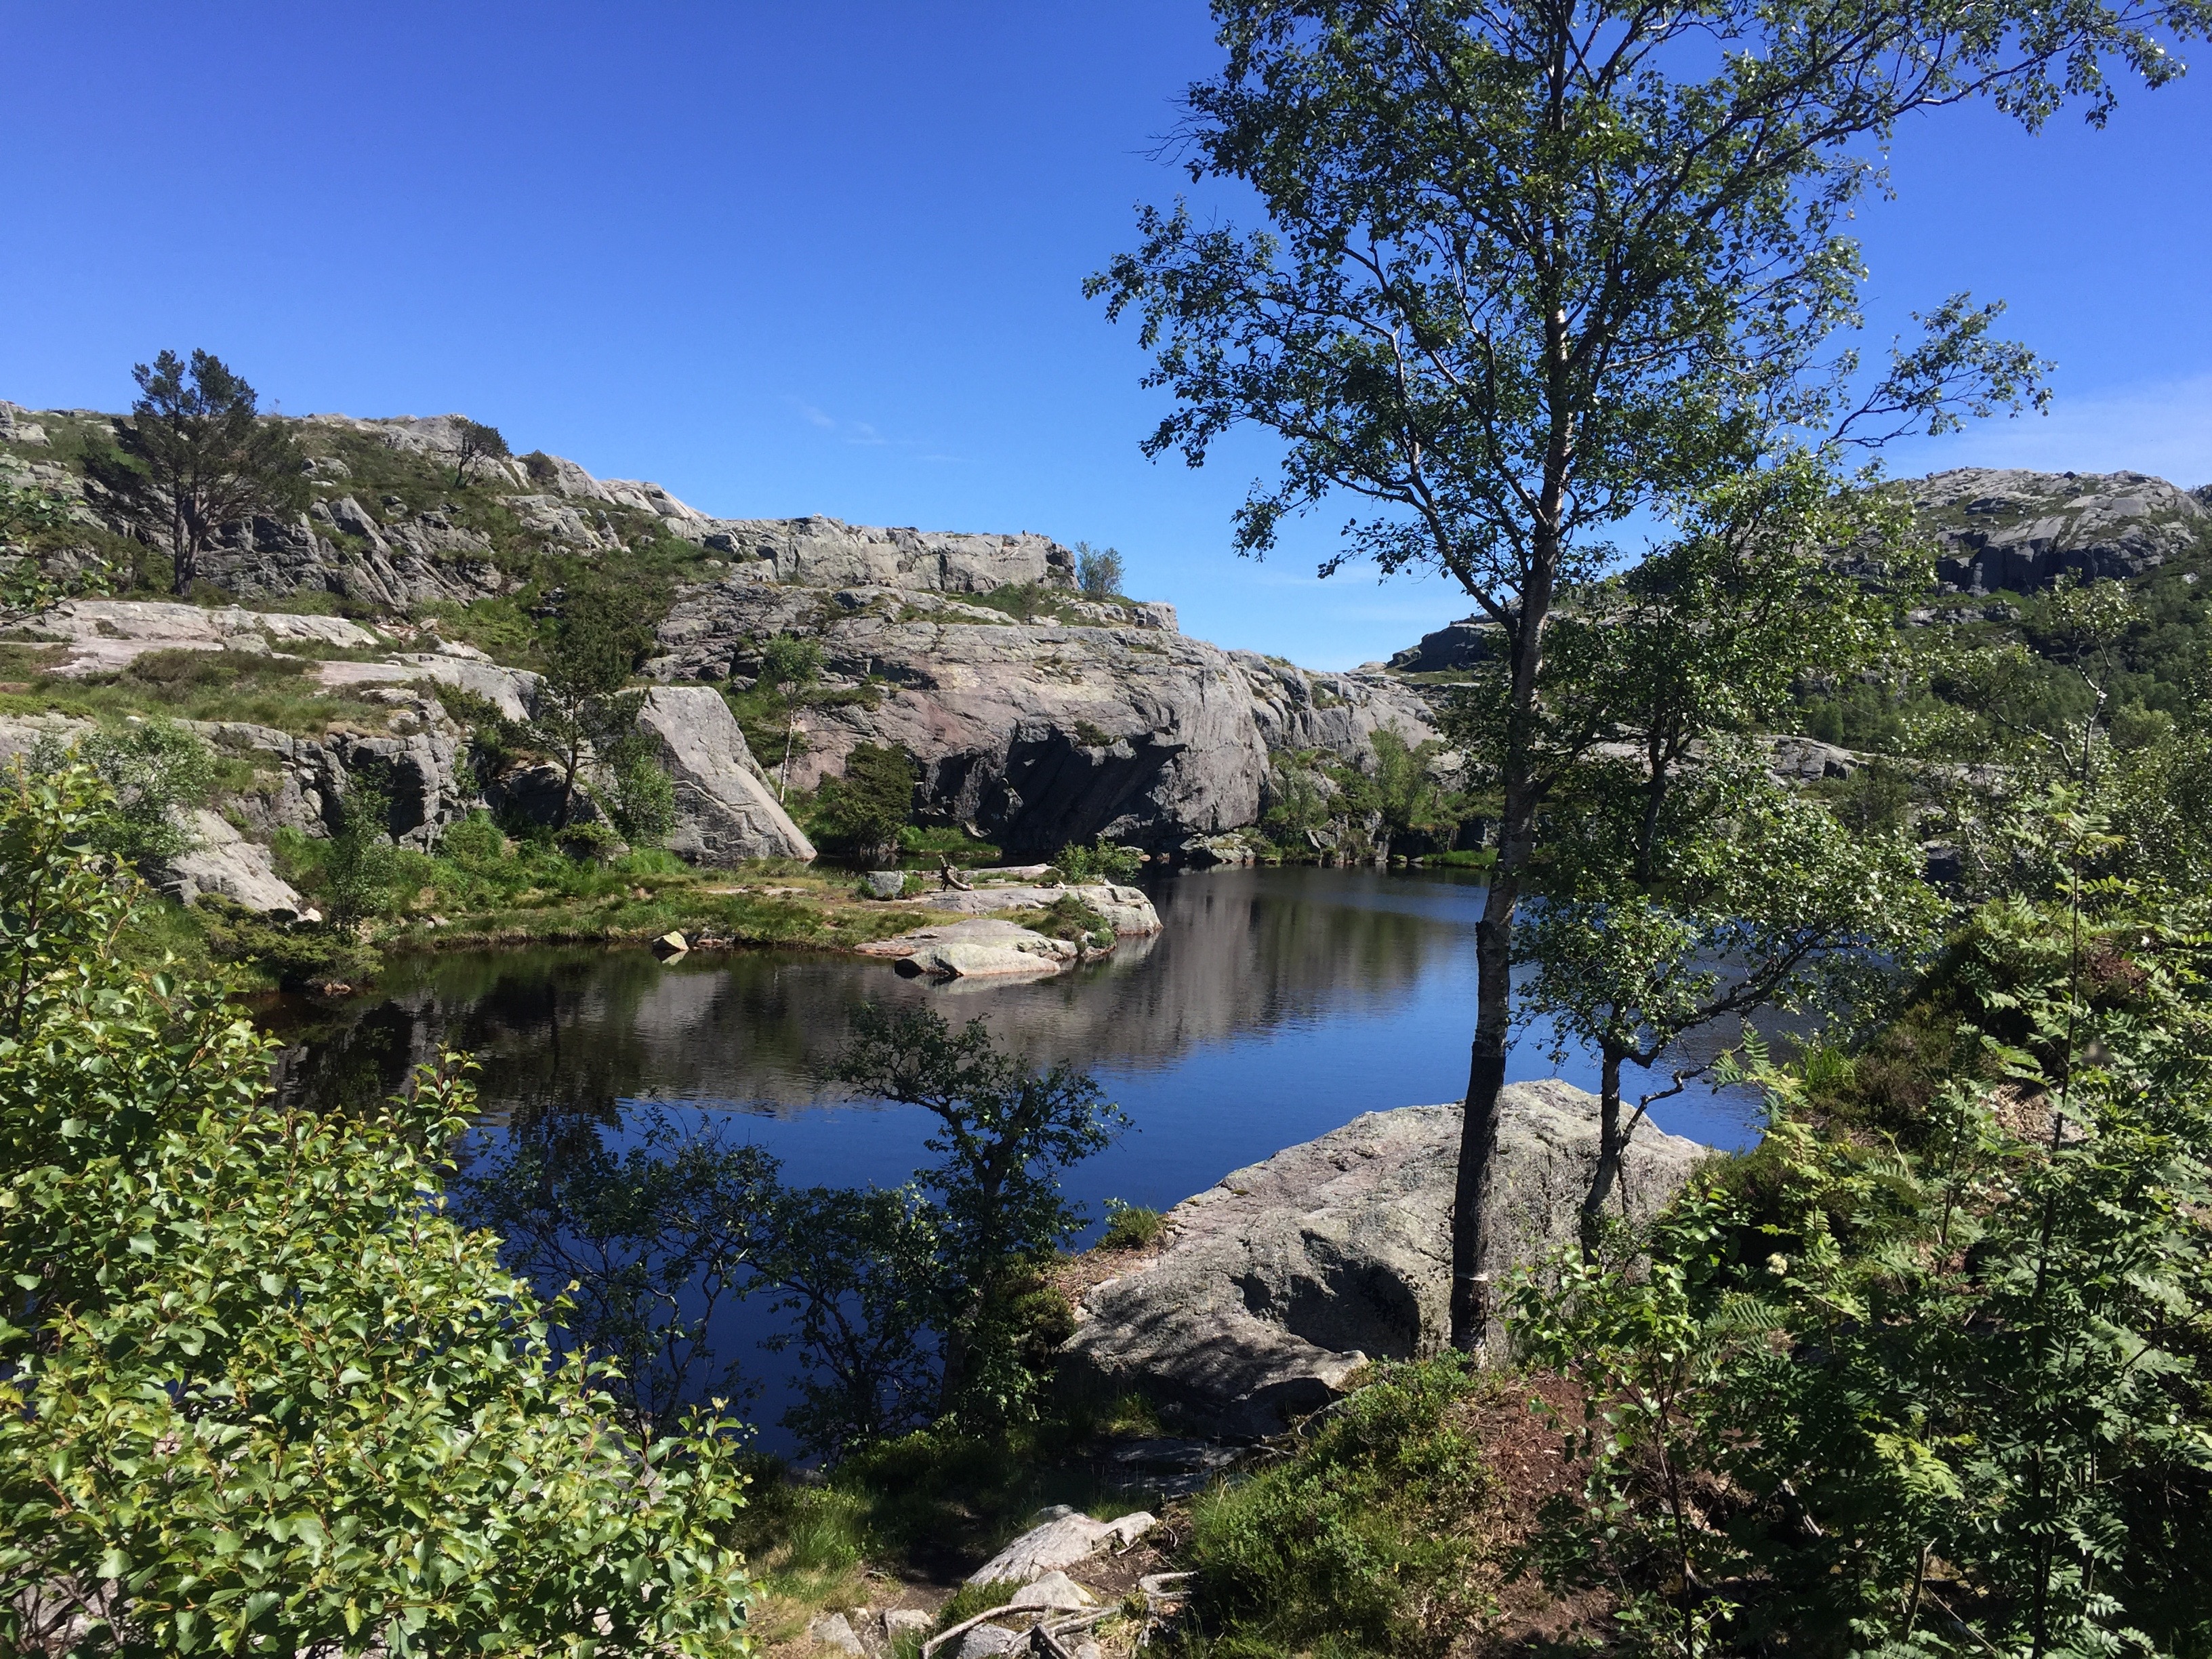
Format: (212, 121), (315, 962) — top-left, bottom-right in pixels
(1379, 466), (2212, 672)
(2, 401), (1447, 860)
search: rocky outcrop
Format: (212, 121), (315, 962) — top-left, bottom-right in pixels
(1231, 651), (1438, 760)
(651, 576), (1273, 855)
(857, 917), (1082, 979)
(632, 685), (815, 863)
(161, 808), (306, 916)
(194, 707), (478, 851)
(37, 598), (384, 675)
(1906, 468), (2211, 594)
(1061, 1082), (1710, 1437)
(966, 1509), (1155, 1586)
(687, 518), (1078, 593)
(912, 881), (1160, 935)
(1385, 616), (1498, 674)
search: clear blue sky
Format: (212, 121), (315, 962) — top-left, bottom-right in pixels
(3, 3), (2207, 669)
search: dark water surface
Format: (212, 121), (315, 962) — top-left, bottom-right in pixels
(276, 864), (1767, 1221)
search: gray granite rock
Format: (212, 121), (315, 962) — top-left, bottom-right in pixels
(857, 917), (1080, 979)
(632, 685), (815, 864)
(954, 1626), (1019, 1659)
(807, 1613), (865, 1656)
(1905, 468), (2210, 593)
(1060, 1082), (1711, 1438)
(966, 1507), (1155, 1586)
(650, 578), (1271, 855)
(916, 882), (1160, 935)
(161, 808), (305, 916)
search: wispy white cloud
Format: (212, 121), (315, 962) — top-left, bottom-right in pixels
(1889, 373), (2212, 487)
(788, 399), (958, 460)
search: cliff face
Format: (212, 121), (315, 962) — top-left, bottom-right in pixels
(649, 571), (1435, 855)
(1, 400), (1443, 861)
(1908, 468), (2212, 594)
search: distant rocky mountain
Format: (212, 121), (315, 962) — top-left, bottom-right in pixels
(1380, 465), (2212, 674)
(1905, 466), (2211, 594)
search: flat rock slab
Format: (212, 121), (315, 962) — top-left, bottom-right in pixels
(1060, 1081), (1711, 1439)
(857, 917), (1078, 979)
(966, 1506), (1156, 1586)
(36, 598), (382, 677)
(918, 882), (1160, 936)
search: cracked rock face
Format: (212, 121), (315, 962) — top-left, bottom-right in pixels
(653, 577), (1273, 853)
(1060, 1082), (1709, 1438)
(1906, 468), (2211, 594)
(650, 579), (1439, 855)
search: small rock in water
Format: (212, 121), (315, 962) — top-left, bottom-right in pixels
(807, 1613), (865, 1656)
(651, 930), (689, 960)
(956, 1626), (1021, 1659)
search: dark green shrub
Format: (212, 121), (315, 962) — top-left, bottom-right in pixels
(1052, 837), (1145, 884)
(814, 743), (918, 863)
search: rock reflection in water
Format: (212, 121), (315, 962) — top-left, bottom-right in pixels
(269, 865), (1478, 1141)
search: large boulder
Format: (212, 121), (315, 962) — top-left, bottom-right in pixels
(1060, 1081), (1711, 1438)
(161, 808), (305, 916)
(632, 685), (815, 864)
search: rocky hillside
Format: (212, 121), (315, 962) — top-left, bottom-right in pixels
(1381, 464), (2212, 681)
(0, 398), (1439, 869)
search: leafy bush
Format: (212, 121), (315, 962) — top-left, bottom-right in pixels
(757, 633), (823, 696)
(1075, 542), (1125, 598)
(1051, 837), (1145, 883)
(438, 808), (508, 863)
(0, 762), (756, 1656)
(1513, 801), (2212, 1658)
(813, 743), (918, 863)
(605, 735), (679, 848)
(197, 896), (379, 992)
(33, 720), (212, 870)
(1183, 1357), (1492, 1656)
(321, 771), (399, 934)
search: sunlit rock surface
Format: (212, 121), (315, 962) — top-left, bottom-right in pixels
(1060, 1081), (1710, 1438)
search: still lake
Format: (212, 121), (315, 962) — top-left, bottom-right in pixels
(274, 863), (1767, 1222)
(272, 864), (1769, 1450)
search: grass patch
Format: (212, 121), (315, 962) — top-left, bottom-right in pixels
(1099, 1200), (1165, 1251)
(416, 594), (541, 665)
(1180, 1356), (1499, 1658)
(898, 824), (1003, 867)
(0, 654), (397, 735)
(1023, 894), (1113, 951)
(1419, 848), (1496, 869)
